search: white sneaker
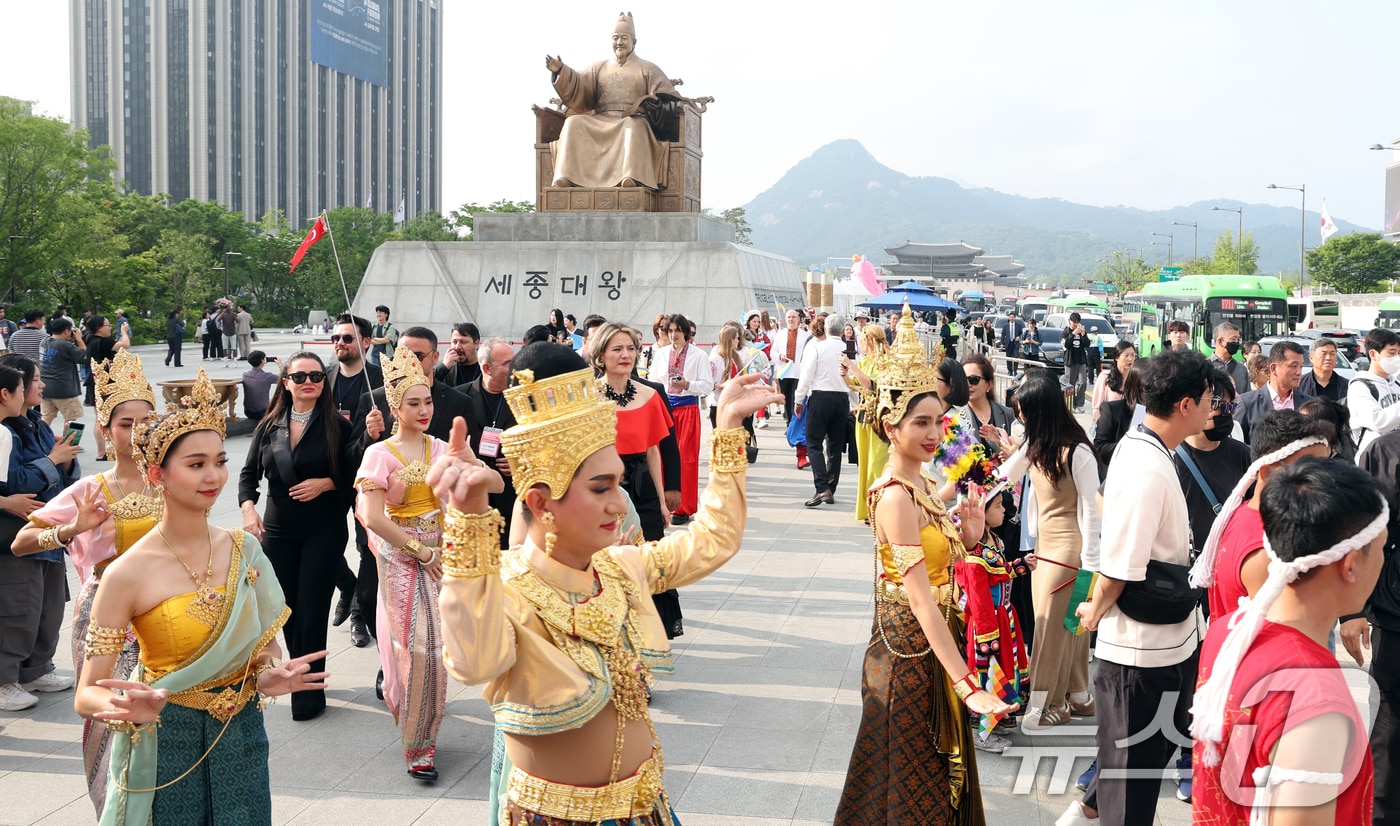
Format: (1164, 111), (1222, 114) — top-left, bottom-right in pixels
(974, 733), (1011, 754)
(1054, 802), (1099, 826)
(0, 682), (38, 711)
(22, 671), (74, 693)
(755, 418), (768, 429)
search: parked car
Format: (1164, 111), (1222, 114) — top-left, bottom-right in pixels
(1025, 327), (1067, 373)
(1289, 329), (1362, 362)
(1042, 312), (1121, 351)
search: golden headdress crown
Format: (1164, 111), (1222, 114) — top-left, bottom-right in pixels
(500, 367), (617, 500)
(132, 368), (226, 476)
(875, 301), (946, 428)
(93, 350), (157, 426)
(382, 342), (431, 408)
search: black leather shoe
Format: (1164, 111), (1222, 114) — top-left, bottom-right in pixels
(409, 765), (438, 781)
(821, 491), (836, 505)
(350, 618), (371, 648)
(332, 592), (354, 627)
(375, 669), (384, 701)
(670, 513), (690, 525)
(805, 493), (826, 507)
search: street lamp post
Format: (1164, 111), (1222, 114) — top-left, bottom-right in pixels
(1152, 240), (1172, 265)
(1267, 184), (1306, 292)
(1124, 247), (1143, 260)
(1150, 232), (1175, 266)
(218, 251), (243, 301)
(1211, 206), (1244, 273)
(1171, 221), (1198, 260)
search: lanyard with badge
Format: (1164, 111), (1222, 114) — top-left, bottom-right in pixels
(478, 392), (506, 458)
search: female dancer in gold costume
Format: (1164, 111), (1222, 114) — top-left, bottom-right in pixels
(15, 350), (161, 815)
(835, 305), (1017, 826)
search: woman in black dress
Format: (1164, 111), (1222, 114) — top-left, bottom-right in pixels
(238, 351), (355, 720)
(83, 315), (130, 460)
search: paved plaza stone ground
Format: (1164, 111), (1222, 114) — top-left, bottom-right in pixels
(0, 333), (1368, 825)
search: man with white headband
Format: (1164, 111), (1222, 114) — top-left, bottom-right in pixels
(1187, 411), (1334, 619)
(1190, 457), (1385, 823)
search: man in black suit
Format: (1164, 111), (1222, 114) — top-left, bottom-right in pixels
(460, 337), (519, 545)
(325, 313), (382, 647)
(1002, 311), (1025, 374)
(434, 322), (482, 389)
(1233, 339), (1314, 444)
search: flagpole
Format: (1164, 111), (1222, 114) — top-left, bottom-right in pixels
(320, 209), (380, 393)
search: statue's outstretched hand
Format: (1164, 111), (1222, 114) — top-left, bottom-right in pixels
(545, 55), (563, 74)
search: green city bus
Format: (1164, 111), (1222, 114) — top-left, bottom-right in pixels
(1046, 294), (1112, 318)
(1137, 275), (1289, 356)
(1377, 297), (1400, 331)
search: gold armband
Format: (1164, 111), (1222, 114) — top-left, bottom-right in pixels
(440, 508), (505, 578)
(709, 428), (749, 474)
(38, 527), (64, 552)
(86, 624), (128, 659)
(104, 716), (161, 744)
(401, 537), (424, 560)
(953, 673), (977, 702)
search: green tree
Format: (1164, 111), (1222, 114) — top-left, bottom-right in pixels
(153, 230), (217, 315)
(397, 210), (460, 241)
(1208, 230), (1260, 275)
(0, 96), (116, 299)
(448, 199), (535, 238)
(1306, 232), (1400, 293)
(718, 207), (752, 245)
(1098, 251), (1156, 296)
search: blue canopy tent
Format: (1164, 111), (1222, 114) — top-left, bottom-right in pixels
(857, 287), (960, 313)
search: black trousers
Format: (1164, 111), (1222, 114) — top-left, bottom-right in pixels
(202, 333), (215, 359)
(348, 521), (379, 640)
(1373, 625), (1400, 821)
(263, 516), (349, 718)
(1084, 647), (1199, 824)
(804, 390), (848, 495)
(0, 557), (66, 685)
(779, 377), (798, 422)
(165, 337), (183, 367)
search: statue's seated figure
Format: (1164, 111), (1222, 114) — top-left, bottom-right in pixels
(537, 12), (711, 212)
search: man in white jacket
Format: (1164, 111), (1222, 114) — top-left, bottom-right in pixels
(1348, 327), (1400, 457)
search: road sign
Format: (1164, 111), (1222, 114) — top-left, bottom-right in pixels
(1158, 266), (1183, 282)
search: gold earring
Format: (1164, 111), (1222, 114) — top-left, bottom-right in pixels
(541, 511), (557, 557)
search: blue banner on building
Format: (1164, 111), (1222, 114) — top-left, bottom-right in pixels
(309, 0), (389, 87)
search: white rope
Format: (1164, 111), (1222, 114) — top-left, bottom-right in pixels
(1247, 765), (1345, 826)
(1188, 437), (1329, 588)
(1191, 501), (1389, 767)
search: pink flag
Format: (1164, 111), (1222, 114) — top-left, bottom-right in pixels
(851, 255), (885, 296)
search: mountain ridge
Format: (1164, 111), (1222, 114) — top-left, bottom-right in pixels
(741, 139), (1373, 277)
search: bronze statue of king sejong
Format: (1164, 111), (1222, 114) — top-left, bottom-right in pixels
(544, 12), (705, 191)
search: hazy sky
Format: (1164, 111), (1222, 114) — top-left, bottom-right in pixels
(4, 0), (1397, 230)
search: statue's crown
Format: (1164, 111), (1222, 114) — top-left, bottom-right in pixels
(500, 367), (617, 500)
(614, 11), (635, 35)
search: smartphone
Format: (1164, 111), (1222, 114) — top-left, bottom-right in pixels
(63, 422), (84, 445)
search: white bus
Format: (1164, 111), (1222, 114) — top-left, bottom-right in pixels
(1287, 296), (1341, 332)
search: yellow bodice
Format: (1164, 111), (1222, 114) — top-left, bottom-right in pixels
(877, 521), (954, 589)
(385, 438), (440, 521)
(131, 587), (237, 684)
(93, 476), (161, 575)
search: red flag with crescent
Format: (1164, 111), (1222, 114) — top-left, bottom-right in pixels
(289, 216), (328, 273)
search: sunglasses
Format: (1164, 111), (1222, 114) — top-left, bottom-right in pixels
(330, 334), (359, 344)
(966, 375), (990, 386)
(288, 371), (326, 385)
(1210, 398), (1237, 414)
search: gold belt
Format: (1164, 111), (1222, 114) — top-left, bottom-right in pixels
(166, 676), (259, 724)
(507, 755), (664, 821)
(876, 579), (954, 606)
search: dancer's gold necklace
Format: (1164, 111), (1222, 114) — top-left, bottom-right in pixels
(158, 526), (222, 627)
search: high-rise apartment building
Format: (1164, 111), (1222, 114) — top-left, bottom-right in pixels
(70, 0), (441, 227)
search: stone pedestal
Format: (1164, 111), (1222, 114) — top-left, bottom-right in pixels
(352, 214), (805, 342)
